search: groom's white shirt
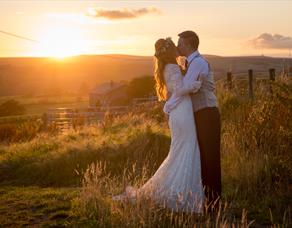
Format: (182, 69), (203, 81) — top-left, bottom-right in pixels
(163, 50), (209, 114)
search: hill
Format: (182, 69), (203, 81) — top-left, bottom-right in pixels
(0, 54), (291, 96)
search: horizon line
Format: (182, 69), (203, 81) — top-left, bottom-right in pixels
(0, 53), (291, 59)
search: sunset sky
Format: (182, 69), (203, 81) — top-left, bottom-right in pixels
(0, 0), (292, 58)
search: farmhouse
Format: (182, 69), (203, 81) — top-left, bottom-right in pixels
(89, 81), (128, 107)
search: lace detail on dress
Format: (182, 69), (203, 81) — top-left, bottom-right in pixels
(164, 64), (183, 93)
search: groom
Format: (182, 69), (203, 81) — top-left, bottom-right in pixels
(164, 30), (221, 208)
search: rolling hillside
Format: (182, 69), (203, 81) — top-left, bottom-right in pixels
(0, 54), (290, 96)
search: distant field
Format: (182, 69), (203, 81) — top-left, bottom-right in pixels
(0, 54), (291, 97)
(0, 95), (89, 116)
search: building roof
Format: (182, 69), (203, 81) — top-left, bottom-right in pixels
(90, 81), (125, 95)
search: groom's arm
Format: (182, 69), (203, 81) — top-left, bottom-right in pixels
(163, 59), (208, 114)
(176, 58), (208, 96)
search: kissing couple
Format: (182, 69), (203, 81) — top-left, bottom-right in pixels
(113, 30), (221, 213)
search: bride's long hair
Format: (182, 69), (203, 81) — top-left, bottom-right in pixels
(154, 38), (177, 101)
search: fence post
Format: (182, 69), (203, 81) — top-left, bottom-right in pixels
(41, 113), (48, 130)
(269, 68), (276, 94)
(248, 69), (254, 100)
(269, 68), (276, 81)
(227, 71), (232, 90)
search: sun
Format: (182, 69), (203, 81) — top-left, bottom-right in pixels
(35, 26), (87, 58)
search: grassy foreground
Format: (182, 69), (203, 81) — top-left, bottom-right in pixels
(0, 187), (78, 227)
(0, 78), (291, 227)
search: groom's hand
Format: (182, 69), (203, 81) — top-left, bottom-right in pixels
(197, 73), (205, 81)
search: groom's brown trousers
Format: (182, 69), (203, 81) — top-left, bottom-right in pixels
(194, 107), (221, 208)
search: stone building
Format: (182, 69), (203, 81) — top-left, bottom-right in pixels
(89, 81), (128, 107)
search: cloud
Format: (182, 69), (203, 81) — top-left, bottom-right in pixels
(87, 7), (161, 20)
(249, 33), (292, 50)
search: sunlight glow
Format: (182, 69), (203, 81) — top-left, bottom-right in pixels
(35, 26), (88, 58)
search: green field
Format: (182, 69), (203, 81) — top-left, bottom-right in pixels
(0, 79), (291, 227)
(0, 95), (89, 116)
(0, 187), (78, 227)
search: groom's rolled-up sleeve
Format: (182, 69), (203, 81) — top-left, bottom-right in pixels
(163, 59), (208, 115)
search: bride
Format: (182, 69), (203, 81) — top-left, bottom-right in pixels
(112, 38), (204, 213)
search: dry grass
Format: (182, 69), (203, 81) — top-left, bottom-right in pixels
(0, 77), (291, 226)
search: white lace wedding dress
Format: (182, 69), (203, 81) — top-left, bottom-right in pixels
(113, 64), (204, 213)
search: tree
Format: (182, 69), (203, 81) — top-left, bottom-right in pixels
(126, 76), (155, 99)
(0, 99), (26, 117)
